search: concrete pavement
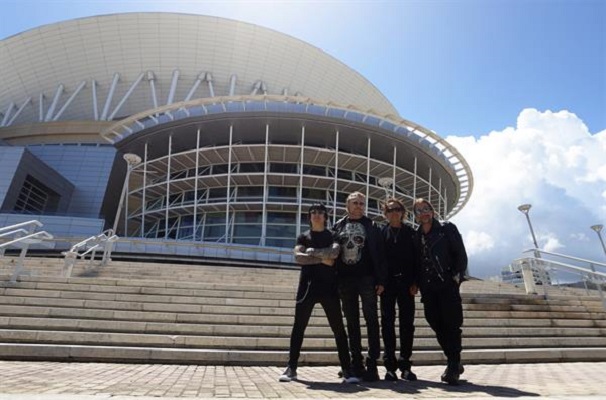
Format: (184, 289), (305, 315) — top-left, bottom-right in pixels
(0, 361), (604, 399)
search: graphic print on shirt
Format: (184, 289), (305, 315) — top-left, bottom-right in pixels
(338, 222), (366, 265)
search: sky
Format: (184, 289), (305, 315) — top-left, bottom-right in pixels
(1, 0), (605, 279)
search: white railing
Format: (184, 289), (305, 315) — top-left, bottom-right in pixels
(513, 249), (606, 310)
(62, 229), (119, 278)
(0, 220), (54, 283)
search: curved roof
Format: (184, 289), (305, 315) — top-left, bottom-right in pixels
(0, 12), (397, 126)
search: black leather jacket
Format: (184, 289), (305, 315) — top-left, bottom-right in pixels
(332, 215), (388, 286)
(413, 219), (468, 289)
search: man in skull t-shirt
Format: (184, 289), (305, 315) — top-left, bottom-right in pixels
(332, 191), (387, 381)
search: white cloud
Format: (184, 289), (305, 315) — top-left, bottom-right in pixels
(446, 109), (606, 278)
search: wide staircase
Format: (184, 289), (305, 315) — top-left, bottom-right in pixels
(0, 257), (605, 366)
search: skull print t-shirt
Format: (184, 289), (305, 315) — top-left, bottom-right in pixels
(334, 219), (372, 277)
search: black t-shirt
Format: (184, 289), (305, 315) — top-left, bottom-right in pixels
(296, 229), (339, 296)
(334, 219), (373, 278)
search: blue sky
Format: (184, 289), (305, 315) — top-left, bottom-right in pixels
(1, 0), (604, 137)
(1, 0), (605, 278)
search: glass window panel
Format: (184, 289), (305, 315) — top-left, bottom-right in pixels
(267, 212), (296, 224)
(265, 238), (292, 248)
(265, 224), (296, 237)
(239, 163), (265, 173)
(235, 211), (262, 223)
(233, 224), (262, 236)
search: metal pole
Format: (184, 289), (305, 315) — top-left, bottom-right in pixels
(591, 224), (606, 258)
(113, 153), (142, 234)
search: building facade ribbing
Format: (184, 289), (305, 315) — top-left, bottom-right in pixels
(0, 13), (473, 261)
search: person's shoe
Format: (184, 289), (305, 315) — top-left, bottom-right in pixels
(352, 363), (366, 379)
(401, 368), (417, 381)
(341, 369), (360, 384)
(440, 365), (460, 385)
(279, 366), (297, 382)
(384, 370), (399, 381)
(363, 358), (380, 382)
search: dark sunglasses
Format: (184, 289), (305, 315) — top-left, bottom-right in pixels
(414, 206), (432, 215)
(386, 207), (403, 213)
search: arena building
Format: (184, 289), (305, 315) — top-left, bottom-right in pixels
(0, 13), (473, 263)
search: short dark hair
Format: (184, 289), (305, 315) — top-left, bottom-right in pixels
(308, 203), (329, 227)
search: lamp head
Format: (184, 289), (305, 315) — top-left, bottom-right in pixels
(591, 224), (603, 233)
(517, 203), (532, 214)
(123, 153), (142, 166)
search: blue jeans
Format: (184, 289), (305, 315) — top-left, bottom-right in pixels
(338, 274), (380, 366)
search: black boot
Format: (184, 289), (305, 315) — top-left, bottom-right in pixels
(440, 361), (463, 385)
(363, 357), (380, 382)
(397, 358), (417, 381)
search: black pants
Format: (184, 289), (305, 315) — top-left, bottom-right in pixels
(421, 283), (463, 364)
(338, 275), (381, 366)
(380, 278), (415, 371)
(287, 289), (351, 371)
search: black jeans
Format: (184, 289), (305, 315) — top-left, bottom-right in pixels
(380, 278), (415, 371)
(420, 283), (463, 364)
(338, 274), (381, 366)
(287, 291), (351, 371)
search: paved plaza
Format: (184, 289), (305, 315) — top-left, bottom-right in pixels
(0, 361), (604, 399)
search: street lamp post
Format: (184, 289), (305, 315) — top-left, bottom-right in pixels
(112, 153), (142, 235)
(591, 224), (606, 258)
(517, 203), (545, 295)
(518, 204), (539, 251)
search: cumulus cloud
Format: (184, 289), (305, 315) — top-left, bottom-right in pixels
(446, 109), (606, 278)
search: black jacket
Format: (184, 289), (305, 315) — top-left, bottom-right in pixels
(332, 215), (388, 286)
(413, 219), (468, 289)
(381, 223), (417, 287)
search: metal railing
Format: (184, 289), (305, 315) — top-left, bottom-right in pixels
(62, 229), (119, 278)
(0, 220), (54, 283)
(513, 248), (606, 310)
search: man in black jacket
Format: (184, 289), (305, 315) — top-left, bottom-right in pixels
(412, 198), (468, 385)
(380, 198), (418, 382)
(333, 191), (387, 381)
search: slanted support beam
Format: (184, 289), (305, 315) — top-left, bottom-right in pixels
(7, 97), (32, 126)
(147, 71), (158, 109)
(53, 80), (86, 121)
(108, 72), (144, 121)
(1, 102), (15, 127)
(205, 72), (215, 98)
(44, 84), (64, 121)
(101, 73), (120, 121)
(92, 80), (99, 120)
(166, 69), (180, 105)
(229, 74), (237, 96)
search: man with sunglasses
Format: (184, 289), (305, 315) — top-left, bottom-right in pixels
(332, 191), (387, 381)
(279, 203), (359, 384)
(380, 198), (418, 382)
(412, 198), (468, 385)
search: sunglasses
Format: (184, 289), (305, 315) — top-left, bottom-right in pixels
(386, 207), (403, 213)
(414, 206), (433, 215)
(310, 210), (326, 215)
(350, 201), (365, 206)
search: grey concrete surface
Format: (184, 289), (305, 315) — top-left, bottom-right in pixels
(0, 361), (604, 399)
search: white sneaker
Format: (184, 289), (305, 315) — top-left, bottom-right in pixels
(279, 366), (297, 382)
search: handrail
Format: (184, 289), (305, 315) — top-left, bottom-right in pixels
(522, 248), (606, 269)
(0, 220), (43, 234)
(514, 252), (606, 310)
(63, 229), (119, 277)
(0, 220), (54, 283)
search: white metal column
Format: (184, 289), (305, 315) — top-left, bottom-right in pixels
(392, 146), (397, 198)
(366, 137), (371, 214)
(142, 142), (148, 237)
(413, 157), (418, 201)
(193, 128), (200, 241)
(333, 130), (339, 225)
(297, 126), (305, 236)
(261, 124), (269, 245)
(165, 135), (172, 239)
(225, 125), (233, 243)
